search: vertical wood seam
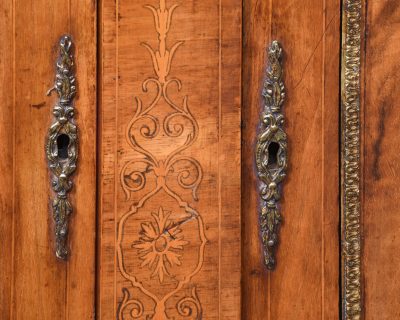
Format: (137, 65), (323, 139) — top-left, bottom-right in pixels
(10, 0), (16, 318)
(65, 249), (69, 320)
(321, 0), (326, 318)
(361, 0), (368, 318)
(218, 0), (222, 318)
(97, 0), (105, 317)
(114, 0), (119, 317)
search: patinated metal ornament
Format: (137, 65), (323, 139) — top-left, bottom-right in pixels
(341, 0), (362, 318)
(255, 41), (287, 270)
(45, 35), (77, 260)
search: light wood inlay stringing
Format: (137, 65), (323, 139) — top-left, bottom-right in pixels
(98, 0), (242, 319)
(117, 0), (206, 318)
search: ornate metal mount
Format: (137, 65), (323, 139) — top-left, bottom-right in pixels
(255, 41), (287, 270)
(45, 35), (77, 260)
(341, 0), (362, 318)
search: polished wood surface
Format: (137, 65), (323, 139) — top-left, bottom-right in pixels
(242, 0), (340, 318)
(0, 1), (14, 318)
(4, 1), (400, 318)
(363, 1), (400, 318)
(98, 0), (241, 319)
(0, 1), (97, 319)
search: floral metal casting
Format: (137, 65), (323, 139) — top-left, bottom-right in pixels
(45, 35), (77, 260)
(255, 41), (287, 270)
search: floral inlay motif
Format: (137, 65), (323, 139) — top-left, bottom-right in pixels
(133, 207), (189, 283)
(117, 1), (206, 319)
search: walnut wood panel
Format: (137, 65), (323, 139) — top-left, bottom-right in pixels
(363, 1), (400, 318)
(0, 0), (14, 318)
(97, 0), (241, 319)
(0, 1), (96, 319)
(242, 0), (340, 319)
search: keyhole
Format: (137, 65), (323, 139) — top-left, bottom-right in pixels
(57, 134), (70, 159)
(268, 142), (280, 167)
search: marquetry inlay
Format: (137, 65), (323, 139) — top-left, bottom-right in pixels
(117, 1), (206, 319)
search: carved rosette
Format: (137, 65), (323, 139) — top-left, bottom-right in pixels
(45, 35), (77, 260)
(255, 41), (287, 270)
(117, 1), (206, 319)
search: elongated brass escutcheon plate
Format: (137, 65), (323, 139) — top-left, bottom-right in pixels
(255, 41), (287, 270)
(45, 35), (77, 260)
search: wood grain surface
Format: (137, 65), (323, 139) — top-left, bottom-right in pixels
(242, 0), (340, 319)
(6, 1), (398, 318)
(363, 1), (400, 319)
(0, 1), (97, 319)
(97, 0), (241, 319)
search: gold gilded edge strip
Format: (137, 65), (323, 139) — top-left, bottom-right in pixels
(341, 0), (362, 318)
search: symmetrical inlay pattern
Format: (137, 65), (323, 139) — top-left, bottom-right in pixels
(132, 207), (189, 283)
(46, 35), (77, 260)
(255, 41), (287, 270)
(341, 0), (362, 318)
(117, 1), (206, 319)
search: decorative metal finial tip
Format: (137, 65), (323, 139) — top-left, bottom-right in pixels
(268, 40), (282, 56)
(60, 35), (73, 49)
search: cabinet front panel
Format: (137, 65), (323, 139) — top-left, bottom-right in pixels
(363, 1), (400, 318)
(98, 0), (241, 319)
(0, 1), (14, 317)
(242, 0), (340, 319)
(0, 1), (97, 319)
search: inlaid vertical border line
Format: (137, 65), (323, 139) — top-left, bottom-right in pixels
(218, 0), (222, 318)
(114, 0), (119, 318)
(96, 0), (104, 317)
(321, 0), (326, 318)
(340, 0), (362, 319)
(10, 0), (16, 318)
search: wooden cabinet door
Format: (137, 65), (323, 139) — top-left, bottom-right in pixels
(97, 0), (241, 319)
(1, 0), (400, 319)
(0, 0), (242, 318)
(0, 0), (340, 319)
(0, 1), (97, 319)
(361, 1), (400, 319)
(242, 0), (341, 318)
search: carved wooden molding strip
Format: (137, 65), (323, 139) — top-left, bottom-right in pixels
(341, 0), (362, 318)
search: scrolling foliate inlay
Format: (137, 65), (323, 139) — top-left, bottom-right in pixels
(117, 1), (206, 319)
(255, 41), (287, 270)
